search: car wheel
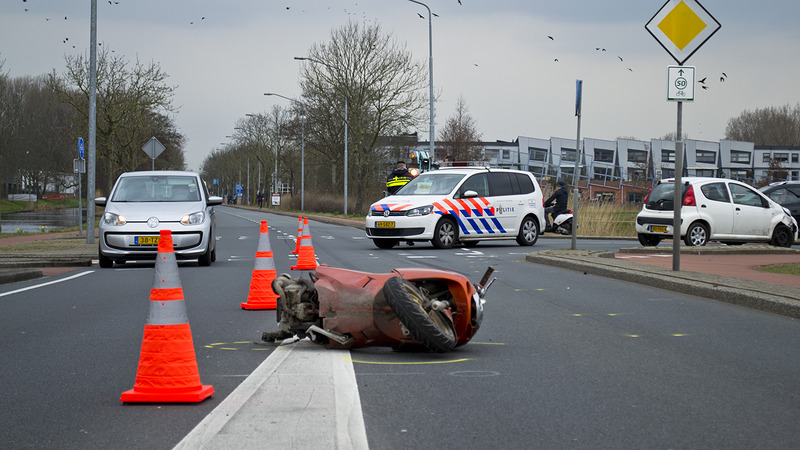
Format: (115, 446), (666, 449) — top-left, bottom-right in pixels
(431, 218), (457, 249)
(98, 250), (113, 268)
(638, 233), (662, 247)
(683, 222), (709, 246)
(516, 215), (539, 246)
(373, 239), (399, 249)
(198, 245), (213, 266)
(770, 224), (793, 248)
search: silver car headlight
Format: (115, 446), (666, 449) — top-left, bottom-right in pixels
(103, 212), (126, 226)
(406, 205), (434, 217)
(181, 211), (205, 225)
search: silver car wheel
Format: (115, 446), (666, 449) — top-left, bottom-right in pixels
(684, 222), (708, 246)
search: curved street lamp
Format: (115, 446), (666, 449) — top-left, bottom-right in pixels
(294, 56), (349, 215)
(407, 0), (435, 162)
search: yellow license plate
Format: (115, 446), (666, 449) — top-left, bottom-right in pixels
(376, 221), (395, 228)
(650, 225), (668, 233)
(135, 236), (160, 245)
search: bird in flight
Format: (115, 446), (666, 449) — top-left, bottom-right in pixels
(698, 77), (707, 84)
(417, 13), (424, 19)
(547, 36), (554, 40)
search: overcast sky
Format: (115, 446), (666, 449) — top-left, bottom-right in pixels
(2, 1), (799, 171)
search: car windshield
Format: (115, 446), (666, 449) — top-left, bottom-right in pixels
(111, 175), (202, 202)
(395, 172), (465, 196)
(645, 181), (689, 211)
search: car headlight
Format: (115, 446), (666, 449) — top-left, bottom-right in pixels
(181, 211), (205, 225)
(103, 212), (126, 226)
(406, 205), (434, 217)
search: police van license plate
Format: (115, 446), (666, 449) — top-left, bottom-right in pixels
(649, 225), (668, 233)
(135, 236), (160, 245)
(376, 221), (395, 228)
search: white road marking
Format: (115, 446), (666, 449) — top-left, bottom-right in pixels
(0, 271), (94, 298)
(173, 339), (367, 449)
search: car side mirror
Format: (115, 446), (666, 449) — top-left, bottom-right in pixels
(463, 190), (479, 198)
(95, 197), (107, 207)
(207, 196), (224, 206)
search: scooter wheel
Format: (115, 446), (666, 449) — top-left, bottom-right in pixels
(382, 277), (457, 353)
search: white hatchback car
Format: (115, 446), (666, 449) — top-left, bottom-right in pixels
(95, 171), (223, 267)
(366, 167), (546, 249)
(635, 177), (798, 247)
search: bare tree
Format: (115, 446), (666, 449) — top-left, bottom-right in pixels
(298, 20), (428, 213)
(765, 157), (788, 184)
(725, 103), (800, 146)
(49, 47), (181, 191)
(437, 95), (483, 161)
(661, 131), (688, 141)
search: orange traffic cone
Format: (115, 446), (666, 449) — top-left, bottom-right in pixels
(291, 218), (317, 270)
(241, 220), (279, 310)
(121, 230), (214, 403)
(292, 216), (304, 254)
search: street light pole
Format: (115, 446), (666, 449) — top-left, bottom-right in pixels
(265, 92), (307, 211)
(408, 0), (435, 162)
(246, 112), (278, 206)
(294, 56), (348, 215)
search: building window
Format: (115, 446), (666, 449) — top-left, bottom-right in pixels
(763, 153), (771, 163)
(774, 152), (789, 162)
(627, 168), (645, 181)
(661, 168), (675, 178)
(593, 166), (613, 181)
(729, 169), (751, 180)
(502, 150), (510, 159)
(793, 154), (799, 163)
(661, 150), (675, 163)
(695, 169), (715, 177)
(561, 149), (577, 162)
(730, 150), (751, 164)
(594, 149), (614, 162)
(529, 149), (547, 161)
(627, 192), (645, 204)
(628, 149), (647, 162)
(696, 150), (716, 164)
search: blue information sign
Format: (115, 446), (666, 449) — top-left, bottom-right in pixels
(78, 137), (85, 159)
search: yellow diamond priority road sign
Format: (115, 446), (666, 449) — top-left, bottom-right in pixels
(646, 0), (721, 65)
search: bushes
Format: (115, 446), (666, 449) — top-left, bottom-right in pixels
(574, 200), (639, 237)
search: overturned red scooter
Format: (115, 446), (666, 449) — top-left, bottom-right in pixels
(261, 266), (495, 353)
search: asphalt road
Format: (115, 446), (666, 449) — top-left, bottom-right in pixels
(1, 206), (799, 449)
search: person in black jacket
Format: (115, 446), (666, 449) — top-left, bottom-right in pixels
(544, 180), (568, 231)
(386, 161), (414, 195)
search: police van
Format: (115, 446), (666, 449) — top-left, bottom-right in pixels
(366, 167), (545, 249)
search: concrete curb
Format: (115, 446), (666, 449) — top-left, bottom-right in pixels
(526, 250), (800, 319)
(0, 269), (44, 285)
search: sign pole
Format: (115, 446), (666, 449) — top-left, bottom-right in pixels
(86, 0), (97, 244)
(646, 0), (720, 272)
(77, 167), (83, 237)
(672, 102), (683, 270)
(571, 80), (582, 250)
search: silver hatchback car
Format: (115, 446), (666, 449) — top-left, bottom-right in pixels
(95, 171), (223, 267)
